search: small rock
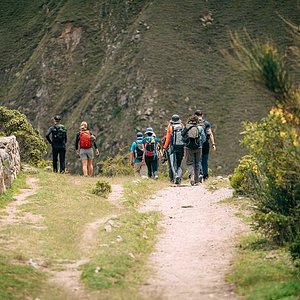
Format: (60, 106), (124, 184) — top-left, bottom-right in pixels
(104, 224), (112, 232)
(116, 235), (123, 242)
(95, 266), (102, 273)
(28, 258), (37, 268)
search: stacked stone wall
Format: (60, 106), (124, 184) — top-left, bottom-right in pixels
(0, 136), (21, 193)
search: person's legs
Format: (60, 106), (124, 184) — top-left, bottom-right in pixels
(87, 159), (94, 176)
(174, 148), (184, 183)
(194, 149), (201, 184)
(52, 147), (59, 172)
(134, 162), (142, 176)
(58, 148), (66, 173)
(82, 159), (88, 176)
(186, 148), (195, 185)
(202, 153), (209, 179)
(167, 151), (174, 182)
(152, 158), (158, 179)
(145, 156), (153, 178)
(168, 151), (176, 181)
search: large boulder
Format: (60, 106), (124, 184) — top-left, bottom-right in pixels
(0, 136), (21, 192)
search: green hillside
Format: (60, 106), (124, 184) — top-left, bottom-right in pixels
(0, 0), (298, 173)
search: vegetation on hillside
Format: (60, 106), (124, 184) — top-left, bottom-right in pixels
(0, 106), (47, 165)
(228, 20), (300, 262)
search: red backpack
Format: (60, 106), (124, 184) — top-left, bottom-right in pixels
(79, 130), (92, 149)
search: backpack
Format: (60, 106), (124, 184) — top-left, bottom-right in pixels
(144, 137), (157, 157)
(79, 130), (92, 149)
(198, 118), (210, 140)
(52, 125), (66, 144)
(134, 140), (144, 160)
(183, 124), (201, 149)
(171, 124), (184, 147)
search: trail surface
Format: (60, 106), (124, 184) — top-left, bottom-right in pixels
(140, 183), (245, 300)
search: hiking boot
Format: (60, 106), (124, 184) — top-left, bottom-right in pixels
(190, 175), (195, 186)
(154, 175), (158, 180)
(174, 176), (181, 185)
(199, 175), (203, 183)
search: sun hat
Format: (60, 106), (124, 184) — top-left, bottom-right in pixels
(145, 127), (154, 134)
(170, 114), (181, 124)
(54, 115), (62, 121)
(194, 110), (203, 116)
(136, 132), (143, 138)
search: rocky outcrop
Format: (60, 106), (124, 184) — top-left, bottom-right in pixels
(0, 136), (21, 193)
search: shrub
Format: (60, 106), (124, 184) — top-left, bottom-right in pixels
(230, 155), (259, 195)
(98, 152), (133, 177)
(227, 25), (300, 262)
(0, 106), (47, 165)
(91, 180), (112, 198)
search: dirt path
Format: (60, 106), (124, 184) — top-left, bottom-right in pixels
(0, 177), (42, 226)
(139, 183), (246, 300)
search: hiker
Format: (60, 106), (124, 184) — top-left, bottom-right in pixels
(182, 115), (206, 185)
(163, 114), (185, 184)
(130, 132), (144, 177)
(75, 121), (99, 176)
(45, 115), (67, 173)
(143, 127), (160, 179)
(195, 110), (216, 181)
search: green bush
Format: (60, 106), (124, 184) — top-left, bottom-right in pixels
(91, 180), (112, 198)
(98, 152), (133, 177)
(230, 155), (259, 195)
(0, 106), (47, 165)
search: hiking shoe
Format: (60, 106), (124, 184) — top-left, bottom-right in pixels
(154, 175), (158, 180)
(174, 176), (181, 185)
(199, 175), (203, 183)
(190, 175), (195, 186)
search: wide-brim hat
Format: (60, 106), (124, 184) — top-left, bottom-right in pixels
(145, 127), (154, 134)
(136, 132), (143, 138)
(170, 114), (181, 124)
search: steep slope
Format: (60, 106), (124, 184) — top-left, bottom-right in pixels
(0, 0), (298, 173)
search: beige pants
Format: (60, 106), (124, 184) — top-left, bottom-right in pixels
(134, 162), (143, 176)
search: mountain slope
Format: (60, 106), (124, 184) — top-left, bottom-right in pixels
(0, 0), (298, 173)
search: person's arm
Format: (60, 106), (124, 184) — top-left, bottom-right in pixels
(75, 132), (80, 153)
(64, 127), (67, 144)
(130, 142), (135, 165)
(210, 130), (216, 151)
(91, 134), (100, 156)
(163, 126), (172, 149)
(45, 127), (53, 144)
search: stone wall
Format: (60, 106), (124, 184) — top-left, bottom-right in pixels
(0, 136), (21, 194)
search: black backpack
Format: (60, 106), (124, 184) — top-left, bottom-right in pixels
(52, 125), (66, 144)
(135, 140), (144, 159)
(182, 125), (201, 149)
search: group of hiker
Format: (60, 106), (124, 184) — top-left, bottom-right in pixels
(45, 116), (99, 176)
(130, 110), (216, 185)
(45, 109), (216, 184)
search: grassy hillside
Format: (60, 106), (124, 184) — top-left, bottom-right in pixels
(0, 0), (299, 173)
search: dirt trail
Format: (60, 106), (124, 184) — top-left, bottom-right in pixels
(139, 183), (246, 300)
(0, 177), (42, 226)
